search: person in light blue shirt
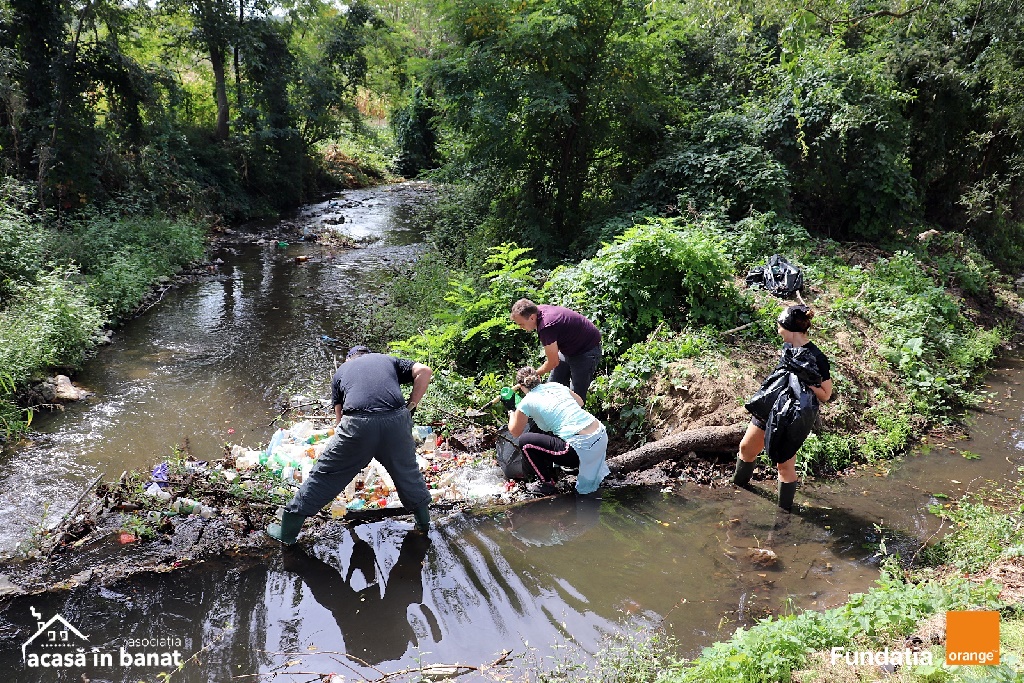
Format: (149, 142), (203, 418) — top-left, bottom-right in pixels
(506, 367), (609, 495)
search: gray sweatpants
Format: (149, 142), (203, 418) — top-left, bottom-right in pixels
(549, 344), (602, 404)
(285, 408), (431, 517)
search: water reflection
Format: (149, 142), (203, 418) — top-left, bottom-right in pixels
(506, 494), (602, 547)
(281, 528), (435, 663)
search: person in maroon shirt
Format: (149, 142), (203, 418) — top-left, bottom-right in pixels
(510, 299), (602, 403)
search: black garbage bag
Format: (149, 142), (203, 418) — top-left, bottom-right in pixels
(495, 425), (536, 481)
(745, 254), (804, 298)
(745, 344), (821, 463)
(745, 345), (821, 422)
(777, 344), (822, 386)
(744, 367), (789, 423)
(764, 373), (818, 464)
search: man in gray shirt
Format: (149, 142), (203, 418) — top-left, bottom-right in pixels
(267, 345), (433, 544)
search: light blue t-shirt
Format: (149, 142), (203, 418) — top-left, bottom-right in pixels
(517, 383), (595, 439)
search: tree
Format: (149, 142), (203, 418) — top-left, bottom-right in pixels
(430, 0), (671, 257)
(161, 0), (240, 140)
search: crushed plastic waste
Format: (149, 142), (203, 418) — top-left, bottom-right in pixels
(228, 420), (511, 511)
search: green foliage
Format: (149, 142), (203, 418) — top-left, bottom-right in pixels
(914, 231), (1002, 300)
(544, 218), (747, 356)
(0, 178), (45, 298)
(827, 251), (1002, 415)
(759, 38), (918, 240)
(0, 268), (105, 384)
(535, 630), (680, 683)
(717, 211), (812, 272)
(923, 499), (1024, 574)
(50, 211), (206, 320)
(667, 571), (1000, 683)
(635, 112), (790, 222)
(392, 85), (438, 178)
(430, 0), (673, 257)
(121, 513), (158, 541)
(390, 243), (540, 373)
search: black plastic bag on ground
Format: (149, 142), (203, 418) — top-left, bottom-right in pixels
(495, 426), (536, 481)
(745, 254), (804, 298)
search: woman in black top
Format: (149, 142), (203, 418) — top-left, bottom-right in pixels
(732, 305), (832, 511)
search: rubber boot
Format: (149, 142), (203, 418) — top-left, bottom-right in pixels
(732, 457), (755, 488)
(777, 481), (798, 513)
(266, 511), (305, 545)
(413, 505), (431, 532)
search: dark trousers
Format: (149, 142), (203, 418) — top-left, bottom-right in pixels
(285, 408), (430, 516)
(549, 344), (602, 404)
(518, 432), (581, 483)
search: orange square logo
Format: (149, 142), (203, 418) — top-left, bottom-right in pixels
(946, 611), (1000, 665)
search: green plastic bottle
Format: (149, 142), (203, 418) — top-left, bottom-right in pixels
(500, 386), (521, 406)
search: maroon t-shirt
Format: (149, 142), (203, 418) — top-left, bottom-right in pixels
(536, 305), (601, 356)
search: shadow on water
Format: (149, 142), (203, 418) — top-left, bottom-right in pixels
(2, 183), (1024, 680)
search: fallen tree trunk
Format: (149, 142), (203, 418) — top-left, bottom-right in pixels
(608, 423), (747, 474)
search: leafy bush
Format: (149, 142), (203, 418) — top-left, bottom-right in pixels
(50, 211), (206, 320)
(716, 211), (812, 272)
(544, 218), (747, 356)
(828, 251), (1002, 415)
(0, 177), (46, 298)
(915, 231), (1002, 299)
(923, 500), (1024, 573)
(0, 268), (105, 384)
(634, 112), (790, 222)
(390, 243), (541, 373)
(667, 571), (1000, 683)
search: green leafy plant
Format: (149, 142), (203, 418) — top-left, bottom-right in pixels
(545, 218), (747, 357)
(390, 242), (540, 373)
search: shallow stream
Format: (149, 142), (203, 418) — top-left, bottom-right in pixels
(1, 184), (1022, 681)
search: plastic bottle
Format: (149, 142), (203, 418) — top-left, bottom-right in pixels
(500, 386), (522, 406)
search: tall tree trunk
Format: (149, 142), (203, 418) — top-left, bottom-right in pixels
(234, 0), (243, 111)
(210, 43), (230, 140)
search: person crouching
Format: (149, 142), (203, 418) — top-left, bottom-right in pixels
(506, 366), (610, 495)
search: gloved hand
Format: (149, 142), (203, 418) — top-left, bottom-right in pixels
(500, 386), (517, 411)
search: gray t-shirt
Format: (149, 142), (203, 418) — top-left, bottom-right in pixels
(331, 353), (415, 414)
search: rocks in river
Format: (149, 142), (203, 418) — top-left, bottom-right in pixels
(22, 375), (93, 406)
(746, 547), (779, 568)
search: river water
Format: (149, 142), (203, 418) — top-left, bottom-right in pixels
(0, 184), (1022, 682)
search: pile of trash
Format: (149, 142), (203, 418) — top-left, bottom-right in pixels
(226, 420), (513, 516)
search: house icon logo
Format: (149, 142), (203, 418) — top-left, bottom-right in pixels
(22, 606), (90, 668)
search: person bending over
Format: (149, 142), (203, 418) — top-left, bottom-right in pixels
(510, 299), (602, 403)
(266, 345), (433, 544)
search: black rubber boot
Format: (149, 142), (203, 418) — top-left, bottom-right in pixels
(266, 511), (305, 545)
(413, 505), (431, 532)
(732, 457), (755, 488)
(778, 481), (798, 512)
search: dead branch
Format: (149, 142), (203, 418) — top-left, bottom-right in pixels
(607, 424), (747, 474)
(803, 3), (927, 29)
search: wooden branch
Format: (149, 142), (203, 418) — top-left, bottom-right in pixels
(607, 424), (747, 474)
(720, 322), (755, 336)
(803, 3), (926, 29)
